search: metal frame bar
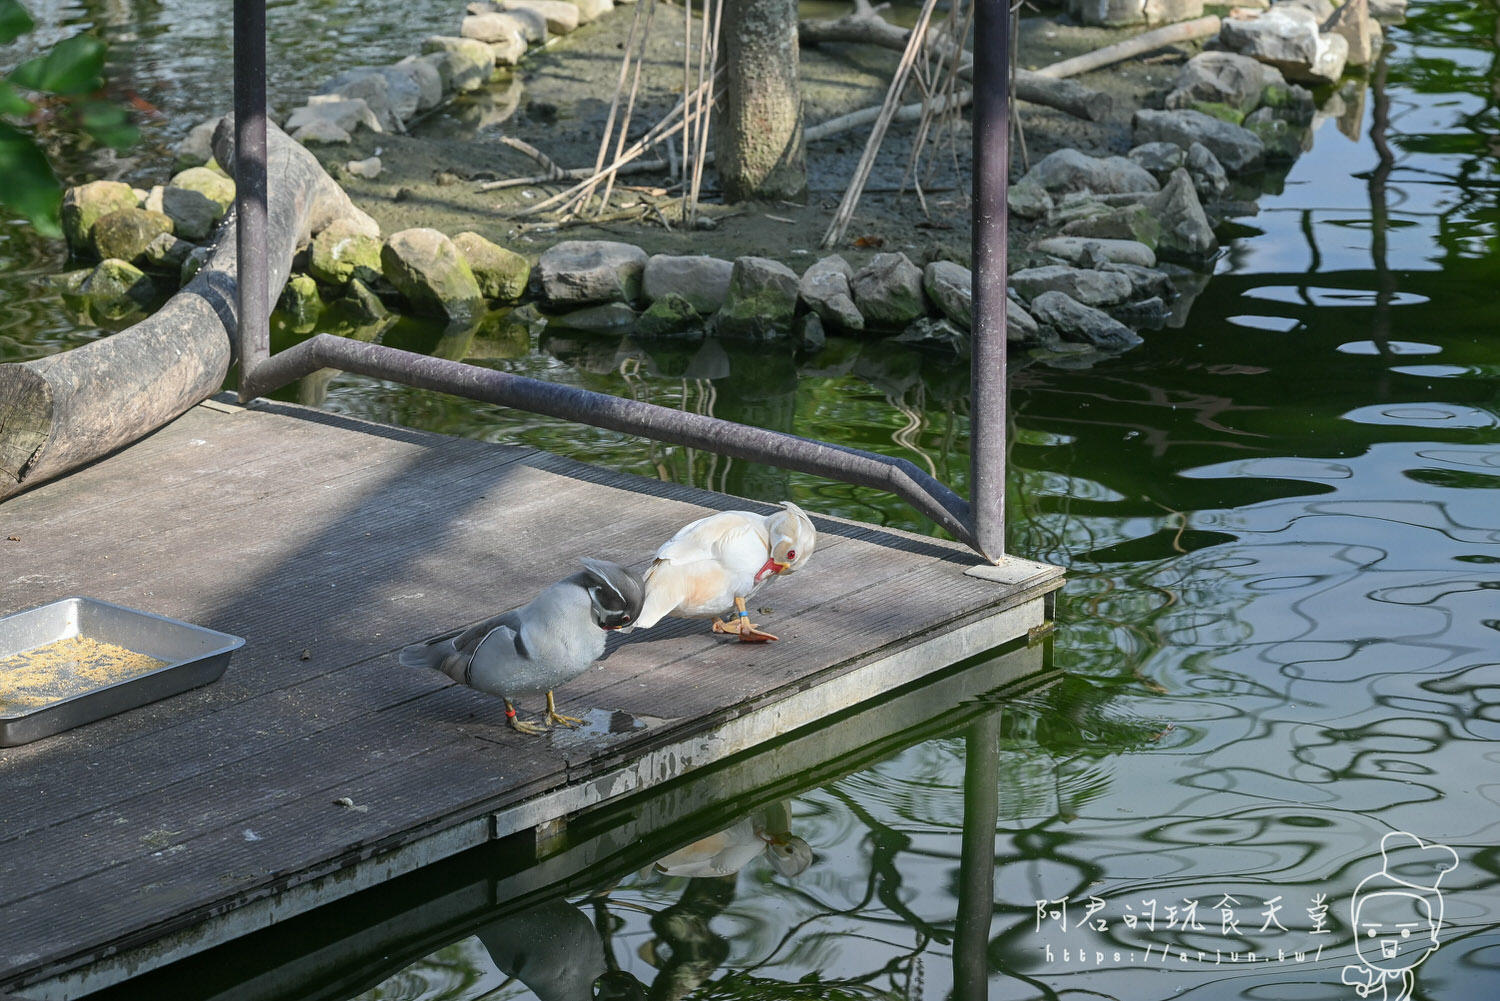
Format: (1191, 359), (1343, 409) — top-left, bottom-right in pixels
(230, 0), (1008, 562)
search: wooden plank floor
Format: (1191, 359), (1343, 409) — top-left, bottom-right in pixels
(0, 397), (1061, 999)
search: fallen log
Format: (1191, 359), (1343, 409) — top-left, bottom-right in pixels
(0, 118), (376, 502)
(798, 11), (1116, 121)
(1032, 16), (1221, 78)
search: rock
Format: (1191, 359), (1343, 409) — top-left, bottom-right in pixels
(1166, 51), (1286, 114)
(792, 312), (825, 352)
(551, 301), (639, 333)
(364, 66), (424, 124)
(44, 268), (91, 295)
(393, 56), (444, 111)
(453, 231), (530, 302)
(538, 240), (649, 306)
(798, 255), (863, 332)
(170, 166), (235, 212)
(1368, 0), (1405, 22)
(716, 256), (800, 340)
(381, 228), (485, 321)
(894, 317), (969, 355)
(1143, 0), (1203, 22)
(569, 0), (614, 23)
(141, 232), (196, 274)
(1219, 5), (1348, 85)
(1028, 291), (1142, 350)
(1007, 177), (1054, 220)
(1323, 0), (1380, 66)
(318, 69), (401, 132)
(1243, 106), (1302, 161)
(91, 208), (174, 264)
(1060, 204), (1162, 251)
(1278, 0), (1333, 18)
(1108, 295), (1171, 329)
(1147, 168), (1216, 263)
(1133, 108), (1265, 173)
(1007, 297), (1041, 343)
(923, 260), (972, 330)
(159, 187), (218, 242)
(1126, 142), (1186, 183)
(346, 156), (383, 179)
(642, 254), (733, 313)
(1067, 0), (1144, 27)
(173, 120), (218, 167)
(1021, 147), (1160, 196)
(1009, 265), (1134, 308)
(462, 14), (528, 65)
(278, 273), (323, 329)
(422, 37), (496, 92)
(339, 278), (388, 321)
(636, 292), (704, 338)
(416, 51), (455, 92)
(502, 0), (580, 33)
(291, 119), (353, 145)
(1185, 142), (1229, 198)
(77, 258), (157, 317)
(142, 185), (165, 214)
(310, 219), (384, 286)
(490, 7), (547, 42)
(60, 180), (139, 256)
(850, 252), (926, 329)
(1033, 236), (1157, 268)
(286, 97), (382, 136)
(1102, 262), (1175, 299)
(1258, 81), (1316, 124)
(180, 245), (212, 285)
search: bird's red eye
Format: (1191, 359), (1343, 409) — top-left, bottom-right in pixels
(786, 550), (796, 561)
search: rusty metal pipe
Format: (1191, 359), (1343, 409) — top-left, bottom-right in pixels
(242, 335), (978, 548)
(232, 0), (270, 395)
(970, 0), (1010, 561)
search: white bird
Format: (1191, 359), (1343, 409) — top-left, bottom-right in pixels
(630, 502), (816, 642)
(653, 803), (813, 879)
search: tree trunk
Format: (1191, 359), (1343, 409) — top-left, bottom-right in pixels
(717, 0), (807, 201)
(0, 118), (376, 502)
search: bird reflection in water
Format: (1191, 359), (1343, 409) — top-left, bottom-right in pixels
(461, 803), (810, 1001)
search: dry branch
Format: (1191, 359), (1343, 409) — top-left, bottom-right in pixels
(1031, 15), (1221, 78)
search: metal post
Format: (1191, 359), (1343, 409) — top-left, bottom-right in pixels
(953, 710), (1001, 1000)
(970, 0), (1010, 562)
(233, 0), (270, 402)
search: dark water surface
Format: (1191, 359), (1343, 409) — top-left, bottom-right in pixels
(6, 2), (1500, 999)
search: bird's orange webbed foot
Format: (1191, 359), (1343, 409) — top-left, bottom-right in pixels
(712, 614), (779, 643)
(505, 699), (547, 735)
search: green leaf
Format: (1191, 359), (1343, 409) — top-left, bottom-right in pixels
(0, 0), (34, 45)
(0, 79), (33, 117)
(0, 122), (62, 236)
(76, 99), (137, 150)
(8, 33), (106, 95)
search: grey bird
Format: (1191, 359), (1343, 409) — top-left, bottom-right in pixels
(399, 558), (644, 734)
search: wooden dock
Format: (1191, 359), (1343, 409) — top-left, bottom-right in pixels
(0, 397), (1060, 999)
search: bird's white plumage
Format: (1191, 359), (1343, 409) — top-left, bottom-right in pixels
(631, 502), (816, 630)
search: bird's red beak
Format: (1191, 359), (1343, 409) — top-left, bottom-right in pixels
(754, 558), (789, 583)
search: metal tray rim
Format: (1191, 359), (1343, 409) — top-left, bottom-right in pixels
(0, 596), (245, 723)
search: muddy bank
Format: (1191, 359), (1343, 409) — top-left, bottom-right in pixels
(324, 11), (1179, 272)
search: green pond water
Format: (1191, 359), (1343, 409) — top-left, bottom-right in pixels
(6, 2), (1500, 999)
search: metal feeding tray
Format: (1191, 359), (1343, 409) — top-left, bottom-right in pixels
(0, 597), (243, 746)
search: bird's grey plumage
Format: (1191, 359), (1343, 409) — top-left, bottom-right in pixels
(398, 558), (645, 706)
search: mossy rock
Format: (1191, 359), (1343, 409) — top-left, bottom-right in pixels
(141, 232), (197, 275)
(180, 245), (212, 285)
(343, 277), (390, 321)
(636, 292), (704, 339)
(169, 166), (236, 212)
(310, 221), (383, 286)
(1189, 101), (1246, 125)
(60, 181), (140, 257)
(91, 208), (175, 264)
(72, 258), (158, 319)
(453, 231), (530, 302)
(278, 273), (323, 331)
(380, 228), (484, 322)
